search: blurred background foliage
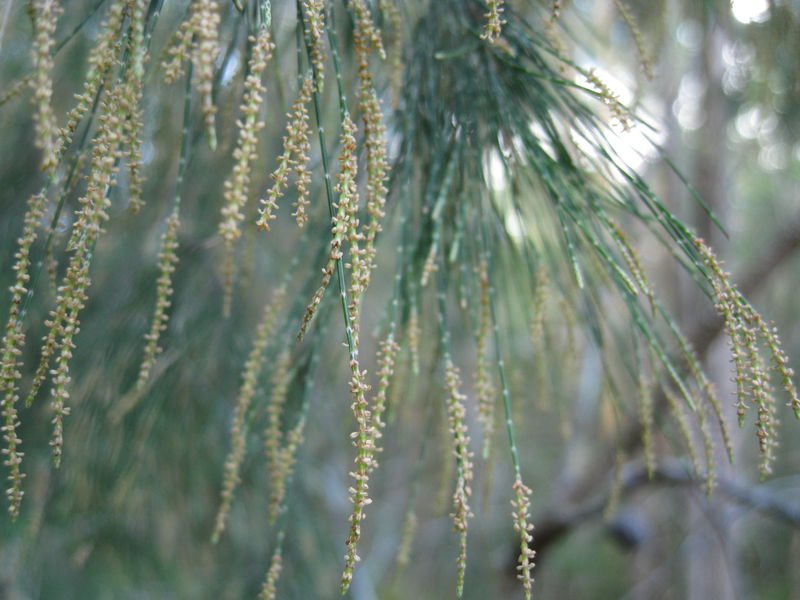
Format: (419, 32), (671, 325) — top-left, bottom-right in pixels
(1, 0), (799, 599)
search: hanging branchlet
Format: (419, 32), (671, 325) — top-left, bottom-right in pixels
(30, 0), (62, 173)
(41, 85), (128, 467)
(219, 27), (274, 316)
(213, 286), (286, 543)
(348, 0), (390, 329)
(673, 325), (736, 465)
(339, 67), (389, 583)
(480, 0), (506, 44)
(752, 313), (799, 419)
(134, 207), (180, 392)
(61, 0), (126, 150)
(256, 74), (315, 230)
(483, 239), (538, 600)
(444, 358), (474, 598)
(1, 192), (48, 518)
(742, 323), (778, 477)
(475, 259), (495, 459)
(695, 238), (797, 472)
(340, 362), (375, 593)
(612, 0), (654, 80)
(298, 116), (358, 340)
(511, 475), (536, 600)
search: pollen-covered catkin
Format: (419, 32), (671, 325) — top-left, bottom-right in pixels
(444, 359), (474, 598)
(340, 360), (375, 593)
(61, 0), (126, 150)
(162, 0), (221, 148)
(480, 0), (506, 44)
(302, 0), (326, 88)
(1, 192), (48, 518)
(219, 28), (274, 315)
(256, 75), (314, 230)
(122, 0), (148, 213)
(30, 0), (62, 173)
(511, 476), (536, 599)
(135, 208), (180, 391)
(259, 543), (284, 600)
(372, 334), (400, 434)
(193, 0), (221, 149)
(44, 84), (128, 467)
(298, 116), (358, 341)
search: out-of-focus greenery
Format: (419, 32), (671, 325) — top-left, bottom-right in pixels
(1, 1), (799, 599)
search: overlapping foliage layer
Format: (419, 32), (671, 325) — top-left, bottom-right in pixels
(1, 0), (797, 597)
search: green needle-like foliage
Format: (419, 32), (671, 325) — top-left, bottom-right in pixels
(0, 0), (797, 597)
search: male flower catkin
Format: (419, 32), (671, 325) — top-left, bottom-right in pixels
(219, 28), (274, 316)
(42, 85), (128, 467)
(135, 208), (180, 392)
(444, 359), (474, 598)
(256, 75), (314, 230)
(162, 0), (221, 148)
(122, 0), (148, 213)
(61, 0), (126, 151)
(511, 476), (536, 600)
(1, 192), (47, 517)
(301, 0), (326, 88)
(480, 0), (506, 44)
(349, 0), (390, 328)
(298, 116), (358, 340)
(695, 238), (798, 475)
(30, 0), (62, 173)
(213, 286), (286, 542)
(259, 542), (283, 600)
